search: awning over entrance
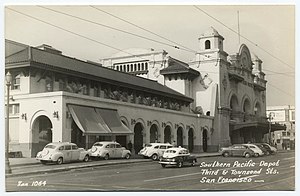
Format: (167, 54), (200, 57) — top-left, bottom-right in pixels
(68, 105), (132, 135)
(95, 108), (132, 135)
(230, 121), (286, 133)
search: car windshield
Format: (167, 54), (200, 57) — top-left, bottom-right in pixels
(145, 144), (152, 147)
(94, 143), (103, 147)
(44, 144), (56, 149)
(165, 150), (177, 153)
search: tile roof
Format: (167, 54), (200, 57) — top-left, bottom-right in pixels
(160, 57), (199, 76)
(5, 40), (193, 102)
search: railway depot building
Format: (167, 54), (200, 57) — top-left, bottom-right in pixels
(5, 28), (276, 157)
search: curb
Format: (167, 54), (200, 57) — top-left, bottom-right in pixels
(7, 153), (221, 177)
(6, 159), (152, 178)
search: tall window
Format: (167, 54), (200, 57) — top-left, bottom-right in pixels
(205, 40), (211, 49)
(12, 74), (21, 90)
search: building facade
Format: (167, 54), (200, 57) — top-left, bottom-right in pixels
(5, 27), (277, 157)
(267, 105), (295, 150)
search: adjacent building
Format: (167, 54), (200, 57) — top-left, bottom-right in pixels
(5, 27), (282, 157)
(267, 105), (295, 150)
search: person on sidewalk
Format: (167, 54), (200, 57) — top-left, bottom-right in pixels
(127, 140), (133, 152)
(172, 140), (176, 147)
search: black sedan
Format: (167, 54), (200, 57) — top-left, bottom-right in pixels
(159, 147), (197, 168)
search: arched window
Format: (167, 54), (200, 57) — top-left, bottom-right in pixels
(131, 64), (133, 72)
(145, 62), (148, 70)
(120, 66), (123, 72)
(138, 63), (141, 71)
(134, 64), (137, 71)
(123, 65), (126, 72)
(127, 64), (130, 72)
(205, 40), (211, 49)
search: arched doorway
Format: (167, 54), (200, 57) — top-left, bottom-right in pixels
(230, 94), (239, 120)
(177, 127), (183, 147)
(134, 123), (144, 154)
(31, 115), (53, 157)
(188, 128), (194, 152)
(202, 129), (208, 152)
(150, 124), (158, 143)
(164, 126), (171, 143)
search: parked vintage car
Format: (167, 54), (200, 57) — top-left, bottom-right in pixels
(254, 143), (270, 155)
(220, 144), (255, 158)
(88, 141), (131, 160)
(159, 147), (197, 168)
(243, 144), (264, 157)
(138, 143), (173, 160)
(257, 143), (277, 154)
(36, 142), (90, 165)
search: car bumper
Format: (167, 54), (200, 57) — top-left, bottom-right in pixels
(159, 161), (177, 165)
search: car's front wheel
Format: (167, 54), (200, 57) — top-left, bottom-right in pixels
(104, 154), (109, 160)
(151, 154), (158, 161)
(83, 155), (89, 162)
(56, 157), (63, 165)
(191, 159), (196, 166)
(223, 152), (229, 157)
(244, 153), (251, 158)
(125, 153), (131, 159)
(177, 161), (183, 168)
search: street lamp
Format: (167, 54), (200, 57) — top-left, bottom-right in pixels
(5, 71), (12, 174)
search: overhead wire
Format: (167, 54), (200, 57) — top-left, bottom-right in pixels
(89, 5), (197, 54)
(37, 5), (195, 54)
(6, 7), (155, 63)
(193, 5), (294, 70)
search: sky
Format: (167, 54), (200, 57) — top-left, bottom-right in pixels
(3, 3), (295, 106)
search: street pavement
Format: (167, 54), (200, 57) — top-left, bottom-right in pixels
(5, 151), (294, 191)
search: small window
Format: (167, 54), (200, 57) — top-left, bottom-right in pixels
(116, 144), (122, 148)
(58, 146), (64, 151)
(205, 40), (211, 49)
(71, 145), (78, 150)
(167, 146), (172, 149)
(154, 146), (159, 149)
(287, 132), (290, 136)
(64, 145), (71, 150)
(145, 62), (148, 70)
(159, 146), (167, 149)
(105, 145), (110, 148)
(109, 144), (115, 148)
(12, 74), (21, 90)
(282, 132), (286, 136)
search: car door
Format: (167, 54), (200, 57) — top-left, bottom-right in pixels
(158, 145), (167, 157)
(179, 149), (188, 164)
(71, 144), (80, 161)
(63, 145), (72, 162)
(114, 143), (123, 158)
(231, 145), (241, 156)
(109, 143), (116, 158)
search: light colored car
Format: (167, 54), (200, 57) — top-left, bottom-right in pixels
(36, 142), (90, 165)
(220, 144), (255, 158)
(243, 144), (264, 157)
(88, 141), (131, 160)
(159, 147), (197, 168)
(138, 143), (173, 160)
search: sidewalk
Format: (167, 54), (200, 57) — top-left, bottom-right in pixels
(7, 152), (221, 177)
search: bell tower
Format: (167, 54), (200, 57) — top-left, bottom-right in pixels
(196, 26), (227, 62)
